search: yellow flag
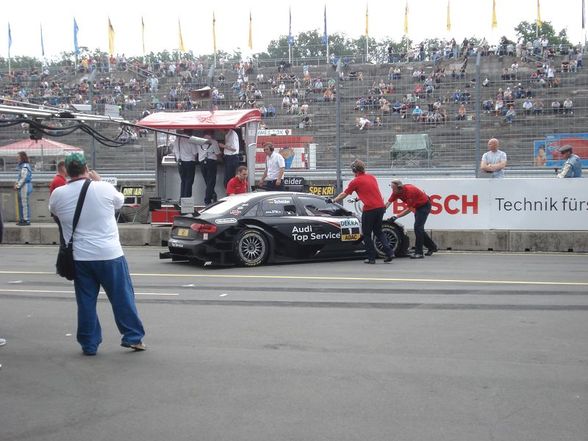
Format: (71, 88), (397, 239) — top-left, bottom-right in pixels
(447, 0), (451, 32)
(491, 0), (498, 29)
(404, 0), (408, 34)
(178, 19), (185, 52)
(248, 12), (253, 50)
(365, 4), (369, 36)
(537, 0), (542, 29)
(108, 18), (115, 56)
(141, 17), (145, 56)
(213, 12), (217, 53)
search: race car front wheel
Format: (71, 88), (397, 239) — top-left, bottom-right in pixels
(375, 223), (410, 257)
(234, 229), (269, 267)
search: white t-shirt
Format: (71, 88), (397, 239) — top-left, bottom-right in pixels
(481, 149), (507, 178)
(266, 151), (285, 180)
(49, 180), (124, 261)
(223, 129), (239, 156)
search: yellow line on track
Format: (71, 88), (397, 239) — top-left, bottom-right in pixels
(0, 270), (586, 287)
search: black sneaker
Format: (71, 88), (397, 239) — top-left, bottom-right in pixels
(363, 259), (376, 264)
(383, 255), (393, 263)
(410, 253), (424, 259)
(425, 248), (438, 256)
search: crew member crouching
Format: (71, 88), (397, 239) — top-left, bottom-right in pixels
(385, 180), (438, 259)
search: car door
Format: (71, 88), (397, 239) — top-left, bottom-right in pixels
(294, 195), (361, 252)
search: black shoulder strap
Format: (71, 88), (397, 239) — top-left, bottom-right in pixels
(68, 179), (92, 245)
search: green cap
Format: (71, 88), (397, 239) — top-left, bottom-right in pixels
(65, 152), (86, 167)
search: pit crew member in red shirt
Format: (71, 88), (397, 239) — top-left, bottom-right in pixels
(226, 166), (249, 195)
(385, 180), (438, 259)
(330, 160), (394, 264)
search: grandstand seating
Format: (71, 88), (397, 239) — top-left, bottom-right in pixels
(1, 49), (586, 172)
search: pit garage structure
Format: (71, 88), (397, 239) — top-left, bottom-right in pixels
(138, 109), (261, 208)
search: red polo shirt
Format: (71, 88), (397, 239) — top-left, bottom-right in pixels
(49, 174), (67, 195)
(388, 184), (429, 209)
(344, 172), (385, 211)
(226, 176), (248, 195)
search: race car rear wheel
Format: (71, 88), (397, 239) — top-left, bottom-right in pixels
(234, 229), (269, 267)
(375, 223), (409, 258)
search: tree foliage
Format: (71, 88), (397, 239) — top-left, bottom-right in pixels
(514, 21), (571, 45)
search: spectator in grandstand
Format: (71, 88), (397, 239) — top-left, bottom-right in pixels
(456, 104), (467, 121)
(385, 180), (438, 259)
(533, 99), (544, 114)
(299, 102), (310, 115)
(480, 138), (507, 178)
(266, 104), (276, 118)
(277, 82), (286, 96)
(557, 145), (582, 178)
(299, 115), (313, 129)
(226, 166), (249, 195)
(379, 98), (391, 114)
(563, 98), (574, 115)
(504, 105), (516, 124)
(411, 106), (423, 122)
(495, 98), (505, 116)
(49, 160), (68, 195)
(551, 100), (562, 114)
(357, 116), (373, 131)
(281, 95), (291, 111)
(482, 99), (494, 113)
(522, 98), (534, 115)
(289, 96), (299, 114)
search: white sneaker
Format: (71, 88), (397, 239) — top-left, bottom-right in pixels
(0, 338), (6, 347)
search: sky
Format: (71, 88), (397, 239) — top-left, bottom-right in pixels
(1, 0), (584, 60)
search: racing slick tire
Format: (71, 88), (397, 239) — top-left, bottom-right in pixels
(375, 223), (410, 258)
(234, 229), (270, 267)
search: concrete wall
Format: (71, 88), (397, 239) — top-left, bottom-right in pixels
(0, 180), (157, 223)
(2, 224), (587, 253)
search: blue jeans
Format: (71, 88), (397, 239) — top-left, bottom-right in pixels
(74, 256), (145, 354)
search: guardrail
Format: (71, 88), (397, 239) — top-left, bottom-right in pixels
(0, 167), (563, 184)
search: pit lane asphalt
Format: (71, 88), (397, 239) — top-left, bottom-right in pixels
(0, 246), (587, 441)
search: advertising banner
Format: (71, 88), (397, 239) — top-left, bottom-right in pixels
(342, 178), (587, 230)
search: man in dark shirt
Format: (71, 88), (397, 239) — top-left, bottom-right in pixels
(331, 160), (394, 264)
(386, 180), (438, 259)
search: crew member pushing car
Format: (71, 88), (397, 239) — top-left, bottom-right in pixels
(330, 160), (394, 264)
(385, 180), (438, 259)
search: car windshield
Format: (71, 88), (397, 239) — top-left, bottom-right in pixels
(200, 195), (253, 215)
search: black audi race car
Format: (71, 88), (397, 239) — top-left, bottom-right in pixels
(163, 192), (410, 267)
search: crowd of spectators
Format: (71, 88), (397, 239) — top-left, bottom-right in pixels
(0, 40), (584, 136)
